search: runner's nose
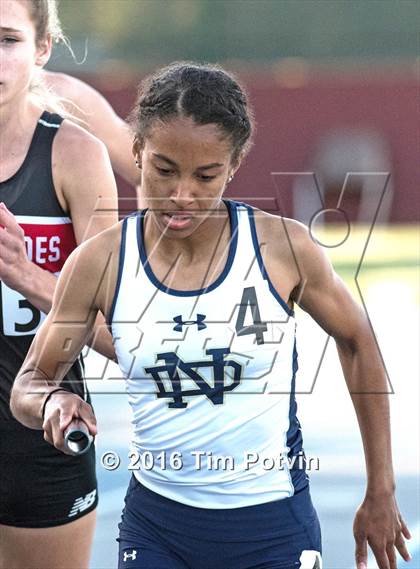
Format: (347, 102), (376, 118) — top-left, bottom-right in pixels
(170, 180), (195, 208)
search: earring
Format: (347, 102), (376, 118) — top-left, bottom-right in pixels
(135, 160), (141, 169)
(228, 175), (233, 183)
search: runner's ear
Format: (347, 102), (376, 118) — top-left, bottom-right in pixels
(132, 137), (143, 169)
(35, 34), (52, 68)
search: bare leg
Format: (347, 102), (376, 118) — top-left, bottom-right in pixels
(0, 509), (96, 569)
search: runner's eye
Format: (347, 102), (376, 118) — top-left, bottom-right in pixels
(197, 174), (216, 182)
(156, 166), (174, 176)
(1, 37), (19, 44)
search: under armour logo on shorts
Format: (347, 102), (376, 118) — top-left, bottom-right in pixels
(299, 550), (322, 569)
(123, 549), (137, 562)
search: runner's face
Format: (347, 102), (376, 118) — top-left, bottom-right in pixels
(0, 0), (51, 106)
(135, 116), (236, 238)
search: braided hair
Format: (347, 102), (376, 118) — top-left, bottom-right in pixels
(130, 62), (254, 165)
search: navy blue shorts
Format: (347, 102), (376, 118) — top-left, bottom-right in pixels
(117, 475), (322, 569)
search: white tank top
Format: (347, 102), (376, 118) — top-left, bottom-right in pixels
(110, 201), (307, 508)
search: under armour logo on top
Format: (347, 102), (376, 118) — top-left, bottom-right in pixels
(123, 549), (137, 562)
(173, 314), (207, 332)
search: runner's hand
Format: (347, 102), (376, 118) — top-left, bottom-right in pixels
(354, 493), (411, 569)
(0, 202), (30, 290)
(42, 391), (97, 455)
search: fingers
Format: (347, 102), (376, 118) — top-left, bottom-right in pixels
(43, 406), (67, 452)
(399, 515), (412, 540)
(0, 201), (14, 221)
(385, 541), (397, 569)
(0, 202), (7, 229)
(355, 532), (368, 569)
(0, 202), (24, 236)
(355, 500), (412, 569)
(42, 392), (97, 454)
(78, 405), (98, 436)
(49, 407), (67, 450)
(370, 540), (390, 569)
(0, 204), (26, 276)
(395, 531), (411, 562)
(370, 535), (411, 569)
(59, 409), (76, 433)
(0, 225), (21, 254)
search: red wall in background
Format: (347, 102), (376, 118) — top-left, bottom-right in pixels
(84, 74), (419, 222)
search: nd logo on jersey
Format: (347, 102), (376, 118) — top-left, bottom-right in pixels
(144, 288), (269, 409)
(144, 348), (243, 408)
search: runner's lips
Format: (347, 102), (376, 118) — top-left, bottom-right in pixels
(162, 211), (193, 229)
(163, 211), (192, 219)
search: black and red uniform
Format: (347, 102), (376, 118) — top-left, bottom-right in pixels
(0, 111), (97, 528)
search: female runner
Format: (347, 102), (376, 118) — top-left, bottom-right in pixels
(0, 0), (117, 567)
(11, 62), (411, 569)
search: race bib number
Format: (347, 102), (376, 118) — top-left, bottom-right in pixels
(0, 215), (76, 337)
(0, 282), (45, 336)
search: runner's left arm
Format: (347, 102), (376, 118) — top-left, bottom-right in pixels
(285, 220), (411, 569)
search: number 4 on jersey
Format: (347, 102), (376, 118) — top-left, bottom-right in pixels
(235, 287), (267, 345)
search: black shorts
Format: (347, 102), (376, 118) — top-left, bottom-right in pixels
(0, 423), (98, 528)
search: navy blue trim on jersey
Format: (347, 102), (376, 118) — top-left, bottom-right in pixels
(286, 340), (308, 493)
(136, 200), (238, 297)
(108, 216), (129, 326)
(246, 205), (294, 317)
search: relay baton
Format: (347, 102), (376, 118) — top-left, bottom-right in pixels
(63, 419), (93, 455)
